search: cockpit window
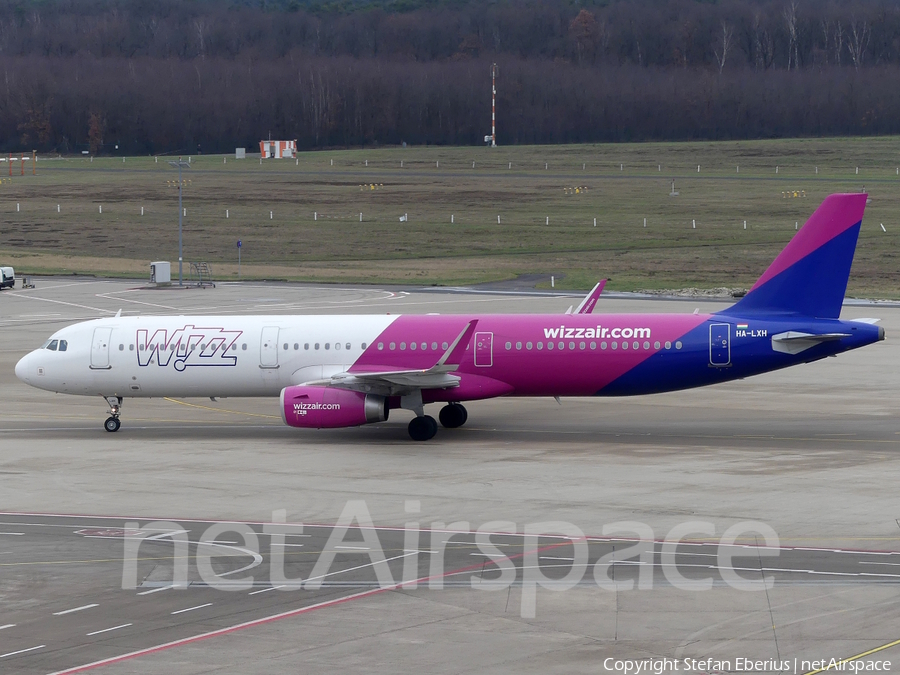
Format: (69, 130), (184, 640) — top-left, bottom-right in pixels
(47, 340), (58, 351)
(58, 340), (68, 352)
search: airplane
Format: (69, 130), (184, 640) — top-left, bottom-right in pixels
(14, 193), (884, 441)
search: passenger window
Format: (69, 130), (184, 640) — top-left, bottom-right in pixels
(390, 342), (396, 350)
(558, 342), (564, 350)
(622, 342), (629, 350)
(130, 344), (134, 351)
(676, 341), (683, 350)
(580, 341), (585, 350)
(242, 344), (247, 350)
(361, 343), (367, 350)
(315, 343), (320, 350)
(526, 342), (533, 350)
(654, 341), (660, 350)
(442, 342), (449, 350)
(335, 342), (341, 350)
(410, 342), (416, 350)
(611, 342), (618, 350)
(119, 344), (124, 351)
(294, 343), (299, 350)
(421, 342), (427, 351)
(601, 342), (607, 350)
(400, 342), (406, 350)
(283, 343), (288, 350)
(644, 341), (651, 350)
(547, 342), (553, 350)
(346, 343), (351, 350)
(516, 341), (522, 350)
(231, 344), (236, 351)
(377, 342), (384, 350)
(48, 340), (58, 351)
(139, 344), (145, 351)
(431, 342), (438, 350)
(589, 341), (596, 350)
(537, 342), (543, 350)
(505, 342), (512, 350)
(665, 341), (671, 350)
(325, 343), (330, 350)
(304, 343), (309, 350)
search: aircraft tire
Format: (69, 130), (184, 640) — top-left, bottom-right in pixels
(439, 403), (467, 429)
(104, 416), (121, 433)
(408, 415), (438, 441)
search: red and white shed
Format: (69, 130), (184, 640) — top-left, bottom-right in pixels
(259, 140), (297, 159)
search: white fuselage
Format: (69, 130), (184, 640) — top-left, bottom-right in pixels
(15, 315), (396, 398)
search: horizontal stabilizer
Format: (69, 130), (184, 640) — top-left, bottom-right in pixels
(771, 331), (850, 355)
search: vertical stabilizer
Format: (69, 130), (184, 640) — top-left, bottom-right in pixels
(727, 193), (867, 318)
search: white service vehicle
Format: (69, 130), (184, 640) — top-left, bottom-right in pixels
(0, 267), (14, 289)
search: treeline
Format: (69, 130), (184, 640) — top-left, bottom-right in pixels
(4, 0), (900, 153)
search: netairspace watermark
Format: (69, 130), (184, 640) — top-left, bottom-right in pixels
(603, 657), (892, 674)
(121, 500), (782, 619)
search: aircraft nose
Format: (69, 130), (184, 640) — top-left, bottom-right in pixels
(15, 352), (32, 383)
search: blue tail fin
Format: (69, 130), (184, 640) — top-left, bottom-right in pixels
(726, 193), (867, 318)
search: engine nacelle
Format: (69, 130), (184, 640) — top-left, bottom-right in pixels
(280, 385), (388, 429)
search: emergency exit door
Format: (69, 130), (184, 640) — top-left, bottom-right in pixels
(709, 323), (731, 367)
(474, 332), (493, 367)
(260, 326), (280, 368)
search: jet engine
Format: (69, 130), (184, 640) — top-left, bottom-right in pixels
(280, 385), (388, 429)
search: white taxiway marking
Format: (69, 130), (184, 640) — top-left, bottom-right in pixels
(201, 540), (239, 545)
(171, 603), (213, 615)
(470, 553), (507, 558)
(248, 585), (286, 596)
(0, 532), (24, 536)
(269, 543), (304, 547)
(334, 545), (370, 550)
(53, 603), (98, 616)
(540, 556), (574, 561)
(137, 584), (177, 595)
(87, 624), (132, 636)
(0, 624), (15, 631)
(1, 645), (45, 658)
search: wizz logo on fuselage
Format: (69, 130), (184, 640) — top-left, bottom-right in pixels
(136, 326), (242, 371)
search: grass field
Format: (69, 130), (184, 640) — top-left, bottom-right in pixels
(1, 137), (899, 296)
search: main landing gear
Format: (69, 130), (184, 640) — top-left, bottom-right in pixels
(407, 403), (468, 441)
(104, 396), (122, 433)
(438, 402), (468, 429)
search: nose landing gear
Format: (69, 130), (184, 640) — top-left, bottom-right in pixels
(104, 396), (122, 432)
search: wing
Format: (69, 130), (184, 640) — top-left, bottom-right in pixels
(298, 319), (479, 396)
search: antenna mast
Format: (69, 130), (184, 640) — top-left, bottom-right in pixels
(491, 63), (498, 147)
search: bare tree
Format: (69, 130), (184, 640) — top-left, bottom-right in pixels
(714, 20), (733, 74)
(753, 13), (774, 70)
(834, 21), (843, 66)
(783, 1), (799, 70)
(848, 19), (869, 71)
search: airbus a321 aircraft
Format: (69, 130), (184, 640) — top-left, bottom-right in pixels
(15, 194), (884, 440)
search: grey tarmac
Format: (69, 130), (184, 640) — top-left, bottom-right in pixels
(0, 278), (899, 674)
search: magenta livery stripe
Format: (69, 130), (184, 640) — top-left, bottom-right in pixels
(750, 193), (866, 292)
(349, 313), (711, 397)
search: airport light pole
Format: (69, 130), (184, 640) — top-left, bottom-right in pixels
(168, 159), (190, 286)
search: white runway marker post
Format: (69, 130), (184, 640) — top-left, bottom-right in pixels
(881, 223), (887, 232)
(692, 219), (696, 229)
